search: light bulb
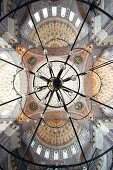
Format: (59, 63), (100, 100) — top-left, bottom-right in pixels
(58, 100), (63, 106)
(71, 75), (76, 81)
(60, 64), (66, 70)
(68, 91), (74, 96)
(44, 49), (48, 55)
(35, 71), (42, 77)
(41, 98), (47, 104)
(47, 61), (52, 68)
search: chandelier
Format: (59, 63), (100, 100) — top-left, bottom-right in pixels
(0, 0), (113, 170)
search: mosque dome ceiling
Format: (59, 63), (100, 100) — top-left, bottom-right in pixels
(0, 0), (113, 170)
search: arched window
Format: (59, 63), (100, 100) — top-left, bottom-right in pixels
(69, 11), (75, 21)
(61, 7), (66, 17)
(75, 18), (81, 27)
(36, 145), (42, 155)
(52, 7), (57, 16)
(42, 8), (48, 18)
(34, 12), (40, 22)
